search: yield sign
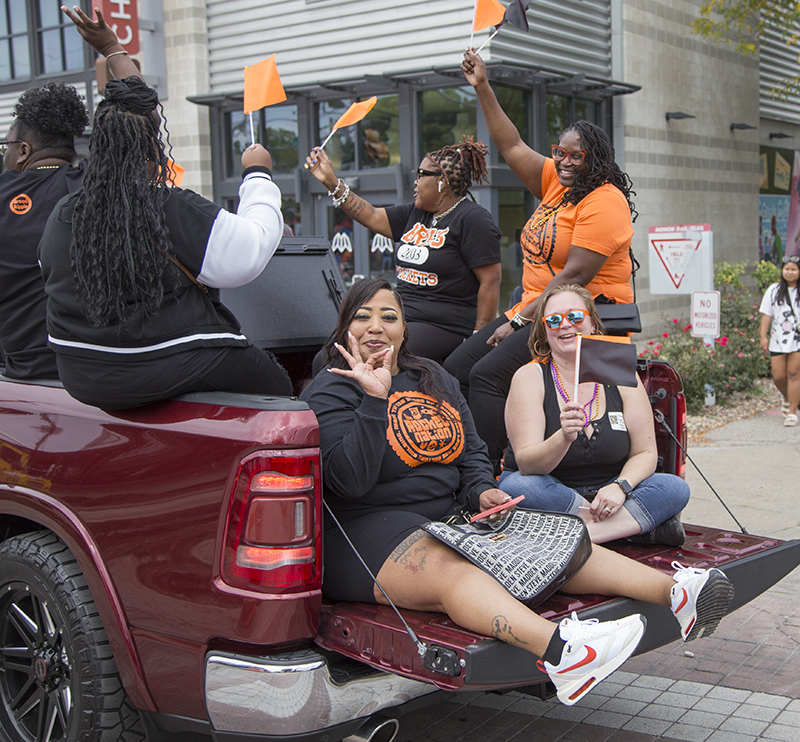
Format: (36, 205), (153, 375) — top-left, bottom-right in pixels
(650, 236), (701, 289)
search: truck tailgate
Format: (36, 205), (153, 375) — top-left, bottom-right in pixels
(315, 524), (800, 691)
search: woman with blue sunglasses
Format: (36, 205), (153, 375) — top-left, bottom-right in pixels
(498, 284), (689, 546)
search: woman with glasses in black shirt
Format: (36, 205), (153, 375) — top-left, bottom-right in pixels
(305, 138), (501, 365)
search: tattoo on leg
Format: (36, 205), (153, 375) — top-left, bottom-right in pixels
(491, 615), (529, 647)
(388, 531), (429, 574)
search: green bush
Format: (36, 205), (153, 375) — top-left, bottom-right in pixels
(638, 261), (770, 412)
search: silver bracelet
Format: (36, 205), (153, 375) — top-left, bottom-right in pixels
(105, 50), (129, 60)
(327, 178), (345, 198)
(512, 312), (532, 326)
(332, 183), (350, 208)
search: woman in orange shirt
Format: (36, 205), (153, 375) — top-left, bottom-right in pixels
(444, 50), (637, 474)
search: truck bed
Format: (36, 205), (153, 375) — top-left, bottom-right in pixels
(316, 524), (800, 692)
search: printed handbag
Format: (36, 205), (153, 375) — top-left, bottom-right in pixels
(422, 509), (591, 608)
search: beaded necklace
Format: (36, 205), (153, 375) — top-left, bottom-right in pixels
(550, 360), (599, 427)
(530, 198), (568, 232)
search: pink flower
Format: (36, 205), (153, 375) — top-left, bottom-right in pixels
(683, 324), (692, 332)
(663, 332), (669, 337)
(648, 340), (655, 345)
(692, 347), (697, 351)
(738, 352), (743, 357)
(673, 318), (679, 323)
(656, 344), (662, 350)
(719, 337), (729, 346)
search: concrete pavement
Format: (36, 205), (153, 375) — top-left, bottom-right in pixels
(392, 407), (800, 741)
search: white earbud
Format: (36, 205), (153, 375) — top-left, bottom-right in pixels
(438, 181), (443, 192)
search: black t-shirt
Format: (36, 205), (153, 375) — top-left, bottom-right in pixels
(385, 200), (501, 336)
(0, 163), (85, 378)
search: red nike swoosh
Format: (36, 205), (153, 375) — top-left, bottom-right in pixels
(559, 645), (597, 674)
(676, 588), (689, 613)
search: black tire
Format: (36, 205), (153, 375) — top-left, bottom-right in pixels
(0, 531), (146, 742)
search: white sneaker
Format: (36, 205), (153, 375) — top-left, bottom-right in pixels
(540, 612), (646, 705)
(670, 561), (734, 642)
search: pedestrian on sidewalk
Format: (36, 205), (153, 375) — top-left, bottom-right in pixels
(759, 255), (800, 426)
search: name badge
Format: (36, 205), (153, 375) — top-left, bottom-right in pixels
(608, 411), (627, 431)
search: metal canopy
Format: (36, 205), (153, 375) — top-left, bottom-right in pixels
(189, 61), (639, 107)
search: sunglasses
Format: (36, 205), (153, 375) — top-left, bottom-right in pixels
(415, 168), (442, 179)
(542, 309), (587, 329)
(783, 256), (800, 264)
(551, 145), (586, 166)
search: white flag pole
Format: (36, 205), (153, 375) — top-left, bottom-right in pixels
(249, 112), (255, 147)
(318, 128), (336, 152)
(574, 334), (582, 401)
(475, 26), (501, 54)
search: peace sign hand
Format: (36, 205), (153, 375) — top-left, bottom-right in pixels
(329, 332), (394, 399)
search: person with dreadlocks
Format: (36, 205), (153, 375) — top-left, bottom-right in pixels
(443, 50), (638, 474)
(305, 136), (501, 364)
(37, 76), (291, 409)
(0, 6), (141, 380)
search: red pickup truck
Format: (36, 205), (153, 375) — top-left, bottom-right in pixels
(0, 239), (798, 742)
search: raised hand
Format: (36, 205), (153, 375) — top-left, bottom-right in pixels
(61, 5), (119, 57)
(462, 49), (488, 88)
(329, 332), (394, 399)
(304, 147), (339, 192)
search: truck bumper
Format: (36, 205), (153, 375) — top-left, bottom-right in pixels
(205, 649), (436, 738)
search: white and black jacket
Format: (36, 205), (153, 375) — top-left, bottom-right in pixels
(38, 166), (283, 360)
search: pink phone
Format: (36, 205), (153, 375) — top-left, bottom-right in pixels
(470, 495), (525, 523)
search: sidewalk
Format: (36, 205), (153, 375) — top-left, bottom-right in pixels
(393, 407), (800, 741)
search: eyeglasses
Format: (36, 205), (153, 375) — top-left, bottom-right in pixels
(415, 168), (442, 179)
(542, 309), (587, 329)
(0, 140), (23, 154)
(783, 256), (800, 264)
(551, 145), (586, 166)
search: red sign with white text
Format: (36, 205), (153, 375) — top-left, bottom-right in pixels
(100, 0), (140, 55)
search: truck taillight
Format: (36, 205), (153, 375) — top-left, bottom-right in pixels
(220, 450), (322, 592)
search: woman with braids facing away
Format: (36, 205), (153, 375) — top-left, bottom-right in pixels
(305, 136), (501, 364)
(444, 50), (637, 474)
(38, 77), (292, 409)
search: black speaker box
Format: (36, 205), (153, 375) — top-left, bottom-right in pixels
(220, 236), (346, 351)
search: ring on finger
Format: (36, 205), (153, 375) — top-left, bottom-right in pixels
(603, 507), (612, 513)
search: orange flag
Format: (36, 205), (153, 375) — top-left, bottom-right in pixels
(166, 160), (185, 187)
(243, 54), (286, 114)
(473, 0), (506, 32)
(332, 97), (378, 130)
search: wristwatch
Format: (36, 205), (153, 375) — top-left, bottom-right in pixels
(614, 478), (633, 496)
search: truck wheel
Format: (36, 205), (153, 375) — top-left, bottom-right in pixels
(0, 531), (145, 742)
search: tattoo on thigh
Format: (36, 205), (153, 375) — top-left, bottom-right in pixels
(491, 615), (529, 647)
(388, 530), (429, 574)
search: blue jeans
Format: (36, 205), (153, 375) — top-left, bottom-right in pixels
(497, 471), (690, 534)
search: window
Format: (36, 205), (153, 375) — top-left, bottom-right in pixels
(496, 85), (528, 165)
(0, 1), (85, 82)
(418, 86), (477, 156)
(316, 94), (399, 171)
(226, 105), (298, 177)
(546, 94), (598, 144)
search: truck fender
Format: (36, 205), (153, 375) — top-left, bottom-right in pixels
(0, 486), (157, 713)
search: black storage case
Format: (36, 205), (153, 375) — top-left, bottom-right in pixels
(221, 236), (346, 352)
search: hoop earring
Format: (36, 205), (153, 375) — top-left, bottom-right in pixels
(438, 181), (443, 192)
(533, 339), (550, 360)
